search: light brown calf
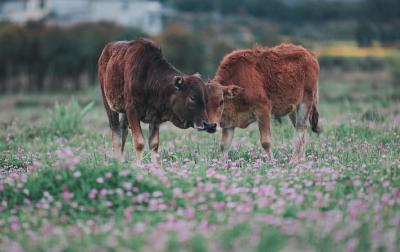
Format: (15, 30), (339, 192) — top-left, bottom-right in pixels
(206, 44), (321, 162)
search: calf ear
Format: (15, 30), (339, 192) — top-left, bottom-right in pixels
(174, 76), (185, 90)
(223, 85), (243, 99)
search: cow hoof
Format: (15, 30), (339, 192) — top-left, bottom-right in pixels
(112, 149), (125, 160)
(289, 156), (305, 164)
(151, 152), (160, 165)
(222, 152), (230, 161)
(133, 159), (144, 168)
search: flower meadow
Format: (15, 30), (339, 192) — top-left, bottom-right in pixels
(1, 80), (400, 252)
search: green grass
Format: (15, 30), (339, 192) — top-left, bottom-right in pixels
(0, 78), (399, 251)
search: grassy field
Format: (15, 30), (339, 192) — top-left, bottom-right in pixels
(0, 76), (399, 251)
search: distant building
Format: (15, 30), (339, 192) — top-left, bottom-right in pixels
(0, 0), (163, 34)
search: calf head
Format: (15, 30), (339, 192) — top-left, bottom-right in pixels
(170, 74), (216, 133)
(206, 80), (243, 128)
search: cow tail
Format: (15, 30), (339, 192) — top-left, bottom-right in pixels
(310, 105), (320, 134)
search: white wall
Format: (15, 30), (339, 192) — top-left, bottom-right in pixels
(0, 0), (163, 35)
(89, 1), (162, 34)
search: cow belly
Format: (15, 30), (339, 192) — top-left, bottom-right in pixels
(270, 92), (303, 116)
(221, 105), (256, 128)
(272, 103), (297, 117)
(236, 111), (256, 128)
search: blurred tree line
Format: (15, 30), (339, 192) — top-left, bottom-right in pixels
(162, 0), (400, 47)
(167, 0), (399, 21)
(161, 0), (355, 21)
(0, 0), (398, 92)
(0, 22), (145, 92)
(0, 17), (280, 92)
(355, 0), (400, 46)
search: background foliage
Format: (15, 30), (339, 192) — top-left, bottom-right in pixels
(0, 0), (399, 92)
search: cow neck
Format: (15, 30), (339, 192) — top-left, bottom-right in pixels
(165, 72), (186, 123)
(214, 75), (236, 127)
(147, 59), (183, 122)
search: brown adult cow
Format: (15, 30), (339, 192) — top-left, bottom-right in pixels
(98, 39), (216, 163)
(206, 44), (321, 162)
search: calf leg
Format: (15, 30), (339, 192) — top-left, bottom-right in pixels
(126, 109), (145, 162)
(109, 112), (121, 153)
(289, 111), (296, 128)
(101, 86), (124, 157)
(221, 127), (235, 157)
(120, 113), (129, 154)
(149, 124), (160, 164)
(104, 107), (123, 156)
(291, 103), (308, 163)
(255, 107), (273, 159)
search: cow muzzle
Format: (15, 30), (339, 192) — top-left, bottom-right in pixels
(195, 120), (217, 133)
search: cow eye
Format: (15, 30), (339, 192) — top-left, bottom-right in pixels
(188, 96), (195, 103)
(219, 100), (224, 106)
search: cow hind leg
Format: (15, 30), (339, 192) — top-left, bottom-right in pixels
(103, 101), (123, 157)
(126, 109), (145, 162)
(100, 84), (124, 157)
(289, 111), (296, 128)
(310, 105), (321, 134)
(120, 113), (129, 154)
(109, 113), (122, 155)
(290, 102), (309, 163)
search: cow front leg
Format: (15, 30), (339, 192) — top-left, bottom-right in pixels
(256, 107), (273, 159)
(148, 124), (160, 164)
(126, 110), (145, 162)
(220, 127), (235, 158)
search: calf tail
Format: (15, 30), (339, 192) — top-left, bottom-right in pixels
(310, 105), (321, 134)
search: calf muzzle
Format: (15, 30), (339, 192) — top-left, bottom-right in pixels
(196, 121), (217, 133)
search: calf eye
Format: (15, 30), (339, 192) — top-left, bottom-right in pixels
(219, 100), (224, 106)
(188, 97), (195, 103)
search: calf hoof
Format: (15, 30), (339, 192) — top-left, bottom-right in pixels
(289, 157), (298, 164)
(267, 151), (274, 160)
(151, 151), (160, 165)
(112, 148), (125, 160)
(289, 155), (305, 164)
(261, 143), (273, 160)
(134, 159), (144, 168)
(222, 151), (230, 162)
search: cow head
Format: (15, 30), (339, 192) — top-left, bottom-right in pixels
(206, 80), (243, 128)
(170, 74), (216, 133)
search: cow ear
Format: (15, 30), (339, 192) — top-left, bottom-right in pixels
(223, 85), (243, 99)
(174, 76), (185, 90)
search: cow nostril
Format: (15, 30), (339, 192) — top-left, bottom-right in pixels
(200, 121), (217, 132)
(206, 126), (217, 133)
